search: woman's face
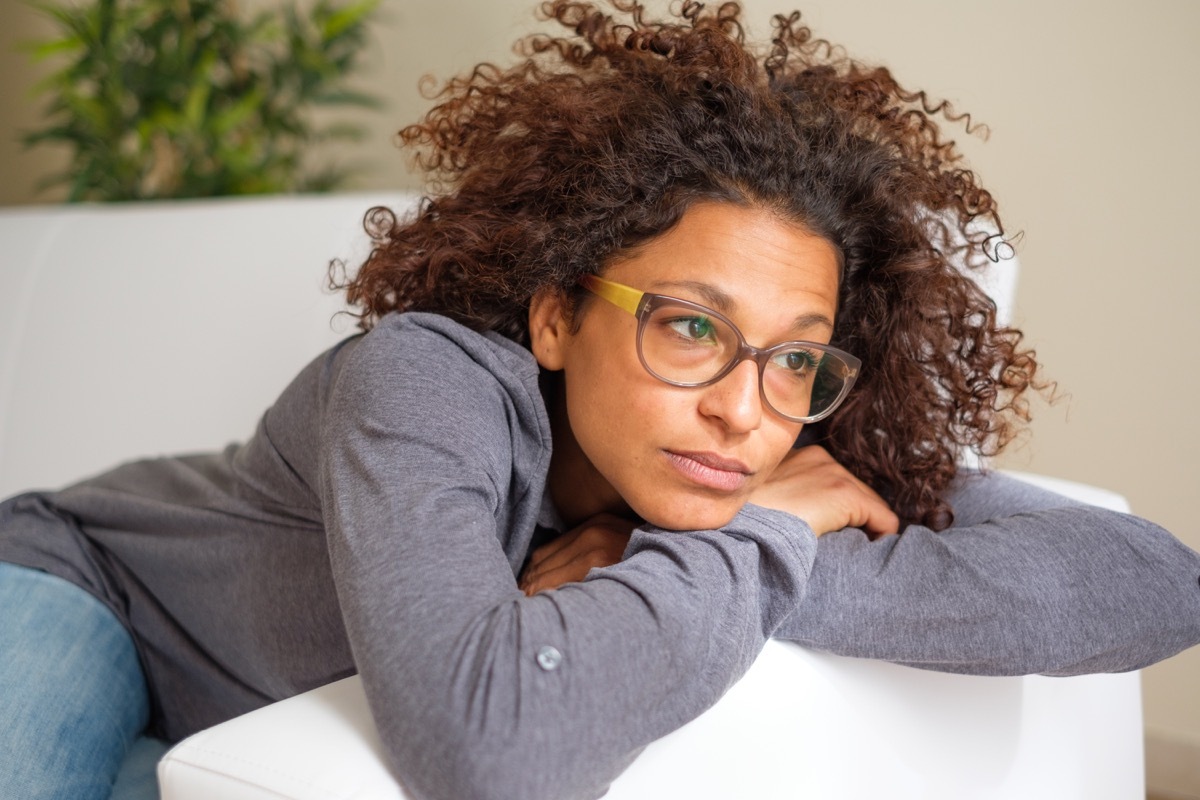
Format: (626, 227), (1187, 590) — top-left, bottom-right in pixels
(530, 201), (841, 531)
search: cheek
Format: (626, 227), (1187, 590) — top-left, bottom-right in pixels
(567, 351), (669, 451)
(758, 426), (803, 479)
(767, 419), (804, 458)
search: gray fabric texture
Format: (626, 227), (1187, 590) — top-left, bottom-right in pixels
(1, 312), (1198, 800)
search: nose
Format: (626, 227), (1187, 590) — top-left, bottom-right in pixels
(697, 358), (763, 433)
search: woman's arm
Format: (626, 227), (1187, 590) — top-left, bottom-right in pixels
(319, 316), (816, 800)
(774, 469), (1200, 675)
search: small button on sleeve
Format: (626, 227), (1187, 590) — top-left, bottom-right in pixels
(535, 645), (563, 671)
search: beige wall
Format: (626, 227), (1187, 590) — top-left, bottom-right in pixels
(3, 0), (1197, 778)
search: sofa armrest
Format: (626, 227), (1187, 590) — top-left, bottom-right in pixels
(999, 470), (1132, 514)
(159, 649), (1143, 800)
(158, 677), (406, 800)
(159, 474), (1144, 800)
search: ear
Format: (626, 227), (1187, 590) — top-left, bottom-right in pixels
(528, 288), (572, 371)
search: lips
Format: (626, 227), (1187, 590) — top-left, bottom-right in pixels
(664, 450), (752, 492)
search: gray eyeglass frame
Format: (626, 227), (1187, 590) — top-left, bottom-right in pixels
(580, 274), (861, 424)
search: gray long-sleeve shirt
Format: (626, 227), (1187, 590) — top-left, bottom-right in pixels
(2, 312), (1198, 800)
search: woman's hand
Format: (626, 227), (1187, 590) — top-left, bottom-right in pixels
(519, 447), (895, 595)
(519, 513), (637, 595)
(749, 445), (900, 537)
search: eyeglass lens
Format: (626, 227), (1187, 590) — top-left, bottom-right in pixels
(639, 300), (850, 420)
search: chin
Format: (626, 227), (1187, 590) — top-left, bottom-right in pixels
(635, 496), (745, 533)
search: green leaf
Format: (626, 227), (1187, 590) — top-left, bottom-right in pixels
(310, 89), (381, 108)
(183, 54), (216, 128)
(211, 88), (264, 135)
(20, 0), (380, 200)
(18, 36), (84, 61)
(319, 0), (380, 42)
(313, 121), (368, 142)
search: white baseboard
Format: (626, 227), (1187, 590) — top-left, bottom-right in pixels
(1147, 727), (1200, 799)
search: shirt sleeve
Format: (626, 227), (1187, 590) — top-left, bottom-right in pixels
(318, 319), (817, 800)
(774, 469), (1200, 675)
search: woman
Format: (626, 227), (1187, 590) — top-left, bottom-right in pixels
(2, 2), (1198, 799)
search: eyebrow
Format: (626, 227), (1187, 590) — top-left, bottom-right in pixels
(651, 279), (835, 334)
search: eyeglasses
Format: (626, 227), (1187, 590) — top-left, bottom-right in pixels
(580, 274), (860, 424)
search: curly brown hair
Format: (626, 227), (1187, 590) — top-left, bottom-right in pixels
(338, 0), (1043, 530)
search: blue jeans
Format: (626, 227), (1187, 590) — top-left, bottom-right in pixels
(0, 562), (169, 799)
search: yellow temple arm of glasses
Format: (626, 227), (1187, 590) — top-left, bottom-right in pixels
(580, 274), (644, 316)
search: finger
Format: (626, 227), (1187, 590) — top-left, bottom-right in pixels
(524, 536), (594, 586)
(521, 558), (594, 595)
(526, 541), (622, 589)
(527, 512), (631, 566)
(833, 469), (897, 534)
(527, 528), (582, 567)
(532, 520), (635, 575)
(857, 494), (901, 536)
(529, 535), (634, 593)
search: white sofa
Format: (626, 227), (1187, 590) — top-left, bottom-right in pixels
(0, 194), (1143, 800)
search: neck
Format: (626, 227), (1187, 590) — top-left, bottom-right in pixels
(543, 371), (636, 529)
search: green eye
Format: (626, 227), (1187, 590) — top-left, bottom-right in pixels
(773, 349), (820, 374)
(666, 316), (717, 342)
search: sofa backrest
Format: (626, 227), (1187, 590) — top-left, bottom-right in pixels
(0, 192), (414, 498)
(0, 193), (1017, 498)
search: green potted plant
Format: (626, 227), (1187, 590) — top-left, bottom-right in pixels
(22, 0), (381, 201)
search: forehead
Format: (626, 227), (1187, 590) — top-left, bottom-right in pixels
(603, 201), (842, 330)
